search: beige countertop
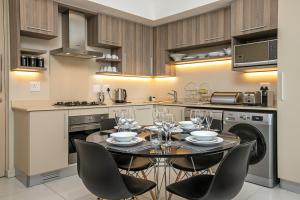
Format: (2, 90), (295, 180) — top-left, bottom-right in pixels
(11, 100), (277, 112)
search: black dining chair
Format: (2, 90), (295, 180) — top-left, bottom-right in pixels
(166, 142), (254, 200)
(75, 139), (156, 200)
(100, 118), (156, 199)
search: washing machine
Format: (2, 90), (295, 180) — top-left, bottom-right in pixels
(223, 111), (278, 188)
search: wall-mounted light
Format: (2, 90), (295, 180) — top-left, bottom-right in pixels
(13, 71), (41, 77)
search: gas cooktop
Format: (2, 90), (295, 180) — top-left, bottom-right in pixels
(53, 101), (106, 107)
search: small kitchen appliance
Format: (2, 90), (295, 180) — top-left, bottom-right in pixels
(260, 86), (275, 107)
(108, 88), (127, 103)
(243, 92), (262, 106)
(210, 92), (243, 105)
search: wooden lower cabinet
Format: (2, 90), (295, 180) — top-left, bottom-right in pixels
(14, 110), (68, 176)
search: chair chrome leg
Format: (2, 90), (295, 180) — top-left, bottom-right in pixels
(208, 168), (213, 175)
(141, 171), (156, 200)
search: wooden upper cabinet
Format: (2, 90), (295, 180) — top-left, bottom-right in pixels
(167, 17), (196, 50)
(87, 13), (122, 48)
(231, 0), (278, 37)
(153, 25), (175, 76)
(122, 21), (153, 76)
(19, 0), (58, 39)
(201, 7), (231, 44)
(121, 20), (136, 75)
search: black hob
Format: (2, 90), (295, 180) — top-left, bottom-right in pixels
(53, 101), (106, 107)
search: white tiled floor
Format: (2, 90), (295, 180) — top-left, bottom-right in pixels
(0, 175), (300, 200)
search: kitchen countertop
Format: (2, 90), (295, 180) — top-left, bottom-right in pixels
(12, 100), (277, 112)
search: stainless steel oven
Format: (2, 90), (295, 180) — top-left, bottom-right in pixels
(68, 114), (108, 164)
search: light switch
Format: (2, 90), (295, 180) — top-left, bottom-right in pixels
(30, 81), (41, 92)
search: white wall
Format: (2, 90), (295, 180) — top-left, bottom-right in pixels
(88, 0), (227, 20)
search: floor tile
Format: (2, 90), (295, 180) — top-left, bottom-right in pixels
(45, 175), (97, 200)
(0, 178), (27, 198)
(0, 185), (64, 200)
(247, 186), (300, 200)
(233, 182), (264, 200)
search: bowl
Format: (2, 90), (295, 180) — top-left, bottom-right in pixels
(190, 131), (218, 141)
(224, 47), (232, 56)
(178, 121), (195, 129)
(170, 54), (186, 61)
(110, 132), (137, 142)
(197, 53), (207, 59)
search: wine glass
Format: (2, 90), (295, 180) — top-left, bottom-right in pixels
(190, 110), (199, 127)
(126, 111), (135, 129)
(162, 113), (175, 146)
(198, 110), (206, 129)
(153, 110), (164, 129)
(115, 111), (127, 132)
(205, 111), (214, 131)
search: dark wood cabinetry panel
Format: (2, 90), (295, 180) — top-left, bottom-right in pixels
(87, 13), (122, 48)
(122, 20), (136, 75)
(231, 0), (278, 37)
(20, 0), (58, 39)
(154, 25), (175, 77)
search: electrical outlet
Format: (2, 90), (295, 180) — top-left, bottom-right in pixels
(103, 84), (110, 92)
(30, 81), (41, 92)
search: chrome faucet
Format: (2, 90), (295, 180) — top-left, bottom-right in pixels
(168, 90), (178, 103)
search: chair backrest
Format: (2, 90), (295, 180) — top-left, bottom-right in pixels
(74, 140), (132, 199)
(205, 142), (254, 200)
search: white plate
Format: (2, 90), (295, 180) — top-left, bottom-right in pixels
(179, 125), (203, 132)
(144, 126), (160, 132)
(106, 137), (144, 147)
(170, 127), (183, 133)
(185, 136), (224, 146)
(114, 125), (142, 130)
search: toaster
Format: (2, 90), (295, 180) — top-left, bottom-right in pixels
(243, 92), (261, 105)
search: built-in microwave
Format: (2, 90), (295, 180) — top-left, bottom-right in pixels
(233, 39), (277, 72)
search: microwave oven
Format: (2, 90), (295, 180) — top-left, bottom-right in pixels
(233, 39), (277, 71)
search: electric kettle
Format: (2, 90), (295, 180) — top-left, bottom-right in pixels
(108, 88), (127, 103)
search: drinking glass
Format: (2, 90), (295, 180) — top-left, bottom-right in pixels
(190, 110), (198, 127)
(206, 111), (214, 131)
(126, 111), (135, 129)
(198, 110), (206, 129)
(162, 113), (175, 146)
(150, 131), (162, 149)
(153, 110), (164, 129)
(115, 111), (127, 132)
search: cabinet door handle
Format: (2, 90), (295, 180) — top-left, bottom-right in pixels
(64, 113), (68, 139)
(205, 36), (224, 41)
(241, 25), (266, 32)
(27, 26), (41, 30)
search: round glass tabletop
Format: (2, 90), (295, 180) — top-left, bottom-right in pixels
(86, 130), (240, 158)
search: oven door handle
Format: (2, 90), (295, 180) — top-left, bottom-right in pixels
(69, 123), (101, 133)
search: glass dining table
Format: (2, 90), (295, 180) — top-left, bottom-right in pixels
(86, 129), (240, 200)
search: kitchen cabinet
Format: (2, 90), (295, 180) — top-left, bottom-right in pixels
(19, 0), (58, 39)
(167, 17), (197, 50)
(153, 25), (176, 76)
(109, 106), (133, 118)
(122, 21), (153, 76)
(14, 110), (68, 176)
(201, 7), (231, 44)
(87, 13), (122, 48)
(155, 105), (185, 122)
(231, 0), (278, 37)
(133, 105), (154, 126)
(135, 24), (153, 76)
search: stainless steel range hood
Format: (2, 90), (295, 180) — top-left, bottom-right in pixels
(50, 10), (103, 59)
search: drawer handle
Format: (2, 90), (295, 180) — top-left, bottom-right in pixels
(241, 25), (266, 32)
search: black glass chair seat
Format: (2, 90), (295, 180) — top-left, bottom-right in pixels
(166, 142), (254, 200)
(75, 140), (156, 199)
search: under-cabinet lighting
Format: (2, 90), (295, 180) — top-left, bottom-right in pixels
(13, 71), (40, 77)
(154, 77), (177, 81)
(244, 71), (278, 77)
(95, 75), (152, 81)
(175, 60), (232, 68)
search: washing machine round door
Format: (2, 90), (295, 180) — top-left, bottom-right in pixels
(229, 123), (266, 165)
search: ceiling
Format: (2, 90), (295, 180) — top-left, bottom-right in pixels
(57, 0), (231, 26)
